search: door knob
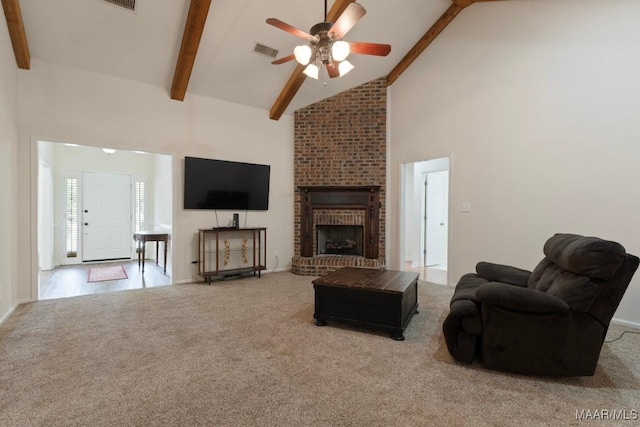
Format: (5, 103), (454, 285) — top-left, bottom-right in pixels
(84, 222), (89, 226)
(440, 222), (445, 226)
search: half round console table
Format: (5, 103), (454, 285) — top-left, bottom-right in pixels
(133, 231), (169, 274)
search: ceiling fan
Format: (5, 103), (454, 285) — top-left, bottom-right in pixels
(266, 1), (391, 80)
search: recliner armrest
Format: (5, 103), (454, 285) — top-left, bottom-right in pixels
(476, 262), (531, 287)
(475, 282), (570, 313)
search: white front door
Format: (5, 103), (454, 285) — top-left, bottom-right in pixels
(425, 170), (449, 267)
(82, 172), (132, 261)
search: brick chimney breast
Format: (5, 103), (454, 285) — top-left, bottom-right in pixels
(292, 78), (387, 275)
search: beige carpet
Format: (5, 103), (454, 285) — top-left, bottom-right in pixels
(1, 272), (638, 426)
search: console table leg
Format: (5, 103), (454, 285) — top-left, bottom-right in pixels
(163, 241), (167, 274)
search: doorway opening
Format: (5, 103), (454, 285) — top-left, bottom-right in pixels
(400, 157), (449, 285)
(36, 140), (173, 299)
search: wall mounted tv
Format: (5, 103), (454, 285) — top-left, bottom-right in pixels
(184, 156), (270, 210)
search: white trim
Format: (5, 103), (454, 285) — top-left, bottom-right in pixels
(0, 299), (35, 326)
(611, 318), (640, 330)
(0, 304), (18, 326)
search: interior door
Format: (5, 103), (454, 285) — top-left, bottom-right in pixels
(425, 170), (449, 267)
(82, 172), (132, 261)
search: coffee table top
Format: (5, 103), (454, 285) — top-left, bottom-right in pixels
(312, 267), (419, 294)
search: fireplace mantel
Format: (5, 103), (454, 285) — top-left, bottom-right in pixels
(298, 186), (380, 259)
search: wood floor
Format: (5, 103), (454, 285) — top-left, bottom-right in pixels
(404, 262), (448, 285)
(39, 260), (171, 300)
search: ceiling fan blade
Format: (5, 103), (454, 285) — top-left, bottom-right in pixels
(266, 18), (313, 40)
(348, 41), (391, 57)
(326, 63), (340, 78)
(329, 3), (366, 39)
(271, 54), (296, 65)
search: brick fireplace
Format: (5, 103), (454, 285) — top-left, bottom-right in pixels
(292, 78), (387, 275)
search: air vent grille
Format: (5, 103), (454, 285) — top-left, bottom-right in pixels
(103, 0), (135, 11)
(253, 43), (279, 59)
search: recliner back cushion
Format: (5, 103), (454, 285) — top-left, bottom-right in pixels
(527, 234), (626, 312)
(528, 258), (605, 311)
(543, 234), (625, 278)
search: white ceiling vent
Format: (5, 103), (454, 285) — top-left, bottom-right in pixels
(253, 43), (279, 59)
(103, 0), (136, 11)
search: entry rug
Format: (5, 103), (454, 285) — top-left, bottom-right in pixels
(88, 265), (128, 283)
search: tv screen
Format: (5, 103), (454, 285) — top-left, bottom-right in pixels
(184, 157), (270, 210)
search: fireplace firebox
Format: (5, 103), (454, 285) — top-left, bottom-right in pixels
(317, 225), (364, 256)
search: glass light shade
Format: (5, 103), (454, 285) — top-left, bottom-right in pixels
(332, 41), (350, 62)
(303, 63), (319, 79)
(102, 148), (116, 154)
(338, 60), (354, 77)
(294, 45), (312, 65)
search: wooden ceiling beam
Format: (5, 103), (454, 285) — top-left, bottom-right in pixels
(269, 0), (356, 121)
(170, 0), (212, 101)
(387, 3), (464, 86)
(2, 0), (30, 69)
(452, 0), (475, 7)
(387, 0), (504, 86)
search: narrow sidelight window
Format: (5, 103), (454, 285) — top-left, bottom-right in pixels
(65, 177), (78, 258)
(134, 181), (145, 232)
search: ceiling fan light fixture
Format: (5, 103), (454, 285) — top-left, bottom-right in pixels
(303, 63), (319, 79)
(294, 45), (312, 65)
(332, 41), (350, 62)
(338, 60), (354, 77)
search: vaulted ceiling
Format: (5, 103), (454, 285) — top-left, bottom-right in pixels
(3, 0), (502, 120)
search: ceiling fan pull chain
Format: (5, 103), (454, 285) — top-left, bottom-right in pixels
(324, 0), (327, 22)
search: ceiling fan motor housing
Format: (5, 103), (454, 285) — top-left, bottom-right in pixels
(310, 21), (334, 38)
(309, 22), (339, 64)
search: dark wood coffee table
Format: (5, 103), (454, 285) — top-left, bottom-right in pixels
(312, 267), (420, 340)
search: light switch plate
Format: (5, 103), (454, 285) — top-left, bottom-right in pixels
(461, 202), (471, 213)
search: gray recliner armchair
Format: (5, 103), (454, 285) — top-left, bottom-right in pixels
(443, 233), (639, 376)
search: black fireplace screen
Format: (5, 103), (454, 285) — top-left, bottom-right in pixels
(316, 225), (364, 256)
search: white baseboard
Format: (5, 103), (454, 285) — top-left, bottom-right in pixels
(174, 279), (198, 285)
(0, 299), (33, 326)
(0, 305), (17, 326)
(611, 317), (640, 330)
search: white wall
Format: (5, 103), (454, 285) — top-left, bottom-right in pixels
(389, 0), (640, 326)
(17, 59), (294, 300)
(0, 16), (20, 322)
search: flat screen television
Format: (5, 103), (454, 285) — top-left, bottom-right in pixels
(184, 156), (270, 210)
